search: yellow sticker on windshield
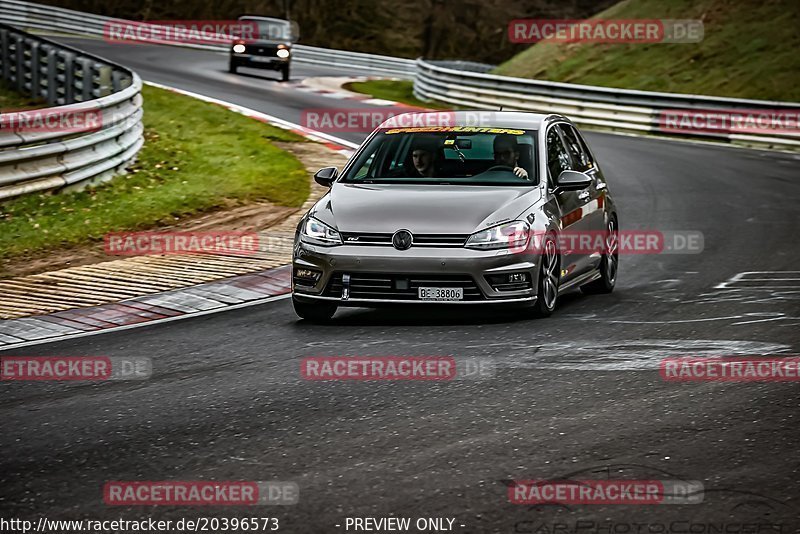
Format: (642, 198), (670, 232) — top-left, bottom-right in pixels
(384, 126), (525, 135)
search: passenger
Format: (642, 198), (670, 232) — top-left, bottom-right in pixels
(493, 134), (529, 179)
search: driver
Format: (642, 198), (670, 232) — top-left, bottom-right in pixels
(409, 136), (438, 177)
(493, 134), (529, 179)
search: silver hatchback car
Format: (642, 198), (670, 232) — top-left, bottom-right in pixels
(291, 112), (618, 321)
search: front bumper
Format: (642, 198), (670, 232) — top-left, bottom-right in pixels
(292, 241), (541, 306)
(231, 53), (289, 69)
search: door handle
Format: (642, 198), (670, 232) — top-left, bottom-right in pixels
(578, 191), (590, 201)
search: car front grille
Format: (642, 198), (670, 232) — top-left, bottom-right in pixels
(340, 233), (468, 247)
(323, 272), (484, 301)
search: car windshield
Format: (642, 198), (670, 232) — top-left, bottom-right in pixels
(341, 127), (539, 186)
(242, 18), (297, 42)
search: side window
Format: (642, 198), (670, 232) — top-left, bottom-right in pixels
(352, 154), (375, 179)
(546, 127), (572, 183)
(559, 124), (593, 172)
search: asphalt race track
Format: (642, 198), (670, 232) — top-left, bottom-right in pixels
(2, 38), (800, 533)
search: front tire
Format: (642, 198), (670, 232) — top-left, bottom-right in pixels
(581, 216), (618, 294)
(293, 296), (337, 322)
(280, 65), (290, 82)
(228, 60), (238, 74)
(531, 235), (559, 317)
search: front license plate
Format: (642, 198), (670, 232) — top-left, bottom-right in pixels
(418, 287), (463, 301)
(250, 56), (274, 63)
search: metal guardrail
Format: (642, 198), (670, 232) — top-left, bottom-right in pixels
(0, 23), (143, 200)
(414, 59), (800, 150)
(0, 0), (417, 78)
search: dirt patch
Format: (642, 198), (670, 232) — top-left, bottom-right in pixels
(0, 141), (348, 279)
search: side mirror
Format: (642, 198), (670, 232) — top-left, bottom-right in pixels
(314, 167), (338, 187)
(554, 170), (592, 192)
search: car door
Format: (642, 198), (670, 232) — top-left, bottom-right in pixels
(558, 123), (605, 271)
(545, 125), (593, 281)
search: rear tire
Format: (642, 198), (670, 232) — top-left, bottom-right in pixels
(293, 296), (337, 322)
(581, 216), (618, 294)
(531, 234), (559, 318)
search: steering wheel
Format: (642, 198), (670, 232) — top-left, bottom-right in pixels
(485, 165), (515, 173)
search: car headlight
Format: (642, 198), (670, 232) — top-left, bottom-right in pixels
(300, 217), (342, 246)
(465, 221), (530, 250)
(276, 48), (290, 58)
(232, 44), (246, 53)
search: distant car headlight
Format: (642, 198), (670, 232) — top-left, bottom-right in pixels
(465, 221), (530, 250)
(276, 48), (290, 59)
(300, 217), (342, 246)
(232, 44), (246, 53)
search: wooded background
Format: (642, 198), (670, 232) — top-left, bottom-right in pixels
(37, 0), (615, 63)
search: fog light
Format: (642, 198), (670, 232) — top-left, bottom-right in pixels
(294, 268), (321, 283)
(485, 272), (532, 291)
(508, 273), (528, 283)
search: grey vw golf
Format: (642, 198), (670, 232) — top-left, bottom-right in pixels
(292, 112), (618, 321)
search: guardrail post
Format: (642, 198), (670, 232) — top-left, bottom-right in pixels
(62, 49), (74, 104)
(45, 44), (56, 105)
(29, 39), (39, 98)
(0, 28), (9, 82)
(96, 64), (112, 97)
(13, 32), (24, 91)
(77, 56), (91, 101)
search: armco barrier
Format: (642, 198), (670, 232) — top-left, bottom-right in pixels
(0, 23), (143, 200)
(0, 0), (416, 78)
(1, 0), (797, 153)
(413, 59), (800, 151)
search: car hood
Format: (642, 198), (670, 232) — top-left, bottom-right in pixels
(312, 183), (541, 234)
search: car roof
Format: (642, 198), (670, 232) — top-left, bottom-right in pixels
(237, 16), (290, 23)
(376, 111), (568, 130)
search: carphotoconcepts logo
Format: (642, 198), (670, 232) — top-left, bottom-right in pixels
(301, 356), (494, 381)
(661, 356), (800, 382)
(508, 19), (703, 43)
(103, 20), (259, 45)
(0, 108), (102, 134)
(104, 232), (260, 256)
(659, 109), (800, 136)
(103, 481), (298, 506)
(510, 230), (703, 255)
(508, 480), (704, 505)
(1, 356), (151, 381)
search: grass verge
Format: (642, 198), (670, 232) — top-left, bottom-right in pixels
(493, 0), (800, 101)
(0, 81), (47, 111)
(0, 84), (309, 262)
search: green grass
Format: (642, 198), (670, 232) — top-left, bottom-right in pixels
(344, 80), (450, 109)
(0, 84), (309, 261)
(0, 81), (47, 111)
(494, 0), (800, 101)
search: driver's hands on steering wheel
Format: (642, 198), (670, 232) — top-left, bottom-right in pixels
(513, 166), (528, 179)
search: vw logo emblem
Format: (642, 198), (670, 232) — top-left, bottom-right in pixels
(392, 229), (413, 250)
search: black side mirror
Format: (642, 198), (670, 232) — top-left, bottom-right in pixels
(554, 170), (592, 192)
(314, 167), (338, 187)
